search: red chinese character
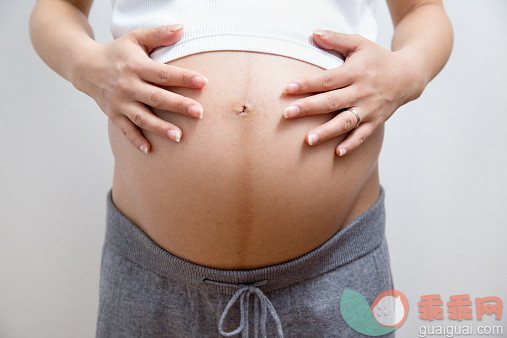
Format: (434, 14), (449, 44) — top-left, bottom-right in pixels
(447, 294), (473, 320)
(419, 294), (444, 321)
(476, 297), (503, 320)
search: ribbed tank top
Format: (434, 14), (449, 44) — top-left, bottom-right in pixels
(110, 0), (379, 70)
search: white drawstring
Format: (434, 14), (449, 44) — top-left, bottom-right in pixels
(203, 279), (284, 338)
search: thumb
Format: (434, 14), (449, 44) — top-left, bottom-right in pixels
(129, 24), (184, 54)
(312, 30), (366, 58)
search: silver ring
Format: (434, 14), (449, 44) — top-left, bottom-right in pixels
(349, 108), (360, 129)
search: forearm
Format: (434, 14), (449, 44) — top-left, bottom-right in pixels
(29, 0), (99, 86)
(390, 3), (454, 88)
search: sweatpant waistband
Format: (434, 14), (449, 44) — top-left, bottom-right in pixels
(104, 185), (386, 295)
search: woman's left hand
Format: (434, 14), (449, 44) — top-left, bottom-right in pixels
(282, 29), (428, 156)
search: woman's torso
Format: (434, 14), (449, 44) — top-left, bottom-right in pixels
(108, 51), (384, 270)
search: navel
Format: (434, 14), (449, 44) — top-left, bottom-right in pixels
(235, 103), (253, 116)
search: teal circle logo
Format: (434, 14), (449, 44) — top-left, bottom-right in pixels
(340, 289), (409, 336)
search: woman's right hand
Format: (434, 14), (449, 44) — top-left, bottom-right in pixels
(71, 24), (208, 153)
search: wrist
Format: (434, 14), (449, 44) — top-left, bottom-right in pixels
(69, 37), (103, 95)
(394, 47), (429, 103)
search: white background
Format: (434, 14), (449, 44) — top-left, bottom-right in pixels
(1, 1), (506, 337)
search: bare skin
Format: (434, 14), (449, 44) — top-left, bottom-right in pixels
(29, 0), (453, 269)
(109, 50), (384, 269)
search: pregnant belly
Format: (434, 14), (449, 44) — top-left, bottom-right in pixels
(108, 51), (384, 269)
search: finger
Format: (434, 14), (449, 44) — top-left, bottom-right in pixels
(283, 86), (357, 118)
(128, 24), (184, 54)
(133, 83), (204, 118)
(137, 60), (208, 88)
(125, 102), (182, 143)
(306, 109), (361, 146)
(312, 30), (368, 58)
(335, 122), (376, 156)
(113, 114), (152, 154)
(283, 64), (354, 95)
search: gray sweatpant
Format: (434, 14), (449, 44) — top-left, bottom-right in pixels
(96, 185), (394, 337)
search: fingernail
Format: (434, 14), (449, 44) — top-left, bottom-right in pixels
(308, 132), (319, 146)
(338, 148), (346, 156)
(188, 105), (203, 118)
(192, 75), (208, 87)
(167, 129), (181, 142)
(313, 29), (325, 37)
(169, 24), (183, 32)
(140, 144), (149, 154)
(284, 105), (300, 118)
(283, 83), (299, 94)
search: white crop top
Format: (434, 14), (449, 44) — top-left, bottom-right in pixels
(110, 0), (379, 70)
